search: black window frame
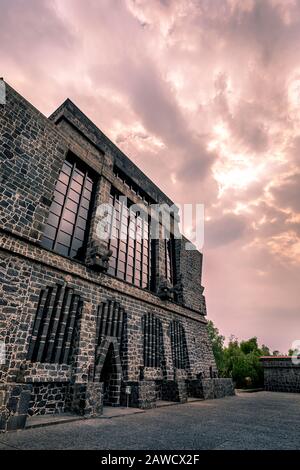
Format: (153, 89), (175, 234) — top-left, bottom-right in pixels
(41, 153), (97, 261)
(165, 234), (176, 286)
(107, 187), (152, 290)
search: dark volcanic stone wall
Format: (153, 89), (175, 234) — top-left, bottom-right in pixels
(0, 81), (232, 427)
(261, 357), (300, 393)
(28, 382), (68, 416)
(0, 245), (216, 386)
(0, 85), (68, 242)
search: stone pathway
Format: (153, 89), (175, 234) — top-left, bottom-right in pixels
(0, 392), (299, 450)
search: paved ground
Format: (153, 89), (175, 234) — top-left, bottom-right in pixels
(1, 392), (300, 450)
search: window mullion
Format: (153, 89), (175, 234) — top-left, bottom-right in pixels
(148, 215), (151, 290)
(116, 195), (125, 278)
(140, 216), (144, 288)
(107, 193), (114, 251)
(53, 162), (76, 252)
(132, 212), (137, 285)
(68, 164), (87, 257)
(124, 210), (130, 281)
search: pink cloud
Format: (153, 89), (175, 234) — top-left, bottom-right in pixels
(1, 0), (299, 352)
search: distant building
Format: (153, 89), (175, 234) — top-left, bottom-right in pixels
(0, 82), (233, 431)
(260, 356), (300, 393)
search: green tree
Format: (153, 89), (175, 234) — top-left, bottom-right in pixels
(206, 320), (225, 373)
(272, 350), (281, 356)
(240, 337), (259, 355)
(207, 322), (272, 388)
(222, 338), (264, 388)
(261, 344), (271, 356)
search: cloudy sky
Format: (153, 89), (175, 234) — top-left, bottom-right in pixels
(1, 0), (299, 352)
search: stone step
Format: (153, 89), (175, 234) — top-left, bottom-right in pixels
(156, 398), (203, 408)
(24, 400), (205, 430)
(100, 406), (145, 419)
(25, 413), (84, 430)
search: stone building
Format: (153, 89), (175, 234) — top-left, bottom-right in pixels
(260, 357), (300, 393)
(0, 81), (233, 431)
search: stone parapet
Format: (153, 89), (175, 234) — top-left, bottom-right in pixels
(188, 378), (235, 400)
(260, 357), (300, 393)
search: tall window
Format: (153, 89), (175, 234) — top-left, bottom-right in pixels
(142, 312), (164, 368)
(107, 188), (151, 289)
(114, 166), (154, 205)
(27, 283), (83, 364)
(170, 320), (189, 369)
(41, 155), (96, 260)
(95, 300), (126, 344)
(165, 236), (175, 285)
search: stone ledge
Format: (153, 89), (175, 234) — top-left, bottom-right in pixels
(0, 232), (207, 323)
(141, 367), (163, 381)
(188, 378), (235, 400)
(25, 413), (84, 430)
(23, 362), (72, 383)
(260, 357), (300, 368)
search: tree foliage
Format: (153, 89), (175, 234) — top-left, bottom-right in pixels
(207, 321), (280, 388)
(206, 320), (225, 372)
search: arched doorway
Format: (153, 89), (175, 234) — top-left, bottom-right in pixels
(100, 343), (119, 406)
(94, 338), (122, 407)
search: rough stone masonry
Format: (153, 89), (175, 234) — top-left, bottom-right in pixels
(260, 357), (300, 393)
(0, 81), (234, 431)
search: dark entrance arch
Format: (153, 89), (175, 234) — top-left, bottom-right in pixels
(94, 338), (122, 406)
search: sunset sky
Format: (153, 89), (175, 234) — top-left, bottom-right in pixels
(1, 0), (299, 352)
